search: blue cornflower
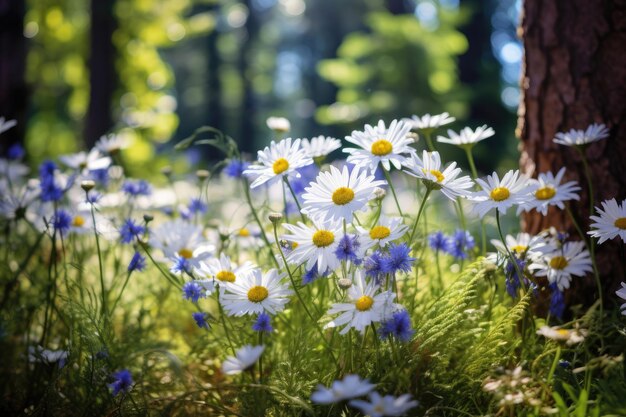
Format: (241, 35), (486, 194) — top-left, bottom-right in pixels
(192, 312), (210, 329)
(383, 243), (415, 274)
(89, 168), (109, 186)
(39, 161), (63, 202)
(128, 251), (146, 273)
(52, 210), (72, 236)
(188, 198), (208, 215)
(122, 180), (151, 197)
(504, 258), (526, 298)
(109, 369), (133, 396)
(364, 251), (389, 283)
(444, 230), (475, 260)
(223, 159), (250, 178)
(288, 165), (319, 195)
(39, 160), (57, 179)
(549, 283), (565, 319)
(302, 263), (329, 285)
(558, 360), (570, 369)
(119, 219), (145, 244)
(86, 192), (102, 204)
(252, 312), (273, 333)
(182, 281), (204, 303)
(379, 310), (414, 342)
(334, 234), (362, 265)
(428, 231), (448, 252)
(8, 144), (25, 160)
(171, 256), (193, 274)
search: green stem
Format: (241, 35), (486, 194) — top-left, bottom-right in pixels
(284, 177), (307, 223)
(218, 295), (236, 355)
(408, 188), (432, 243)
(382, 168), (404, 217)
(110, 270), (133, 314)
(423, 131), (436, 152)
(576, 147), (595, 218)
(464, 146), (486, 254)
(90, 201), (107, 318)
(464, 146), (478, 180)
(242, 178), (280, 269)
(495, 209), (526, 292)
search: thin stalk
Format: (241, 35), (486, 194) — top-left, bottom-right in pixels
(217, 294), (236, 355)
(258, 332), (263, 384)
(90, 202), (107, 318)
(241, 179), (280, 268)
(382, 168), (404, 217)
(408, 188), (432, 243)
(495, 210), (526, 292)
(464, 146), (487, 254)
(284, 177), (306, 223)
(576, 147), (595, 217)
(110, 270), (133, 314)
(423, 131), (436, 152)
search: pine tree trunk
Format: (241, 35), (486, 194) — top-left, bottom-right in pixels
(518, 0), (626, 303)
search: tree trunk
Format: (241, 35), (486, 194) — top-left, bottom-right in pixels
(85, 0), (117, 148)
(0, 0), (28, 155)
(518, 0), (626, 304)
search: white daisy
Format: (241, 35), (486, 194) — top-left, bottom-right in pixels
(436, 125), (494, 148)
(95, 133), (127, 155)
(536, 326), (587, 346)
(616, 282), (626, 316)
(301, 135), (342, 159)
(301, 164), (386, 223)
(529, 241), (592, 290)
(488, 232), (549, 265)
(198, 253), (255, 288)
(404, 112), (455, 130)
(0, 116), (17, 135)
(0, 182), (40, 221)
(243, 138), (313, 189)
(553, 123), (609, 146)
(355, 216), (408, 250)
(402, 151), (474, 200)
(588, 198), (626, 244)
(149, 219), (213, 271)
(220, 268), (293, 316)
(59, 149), (112, 175)
(222, 345), (265, 375)
(471, 170), (534, 218)
(310, 374), (376, 404)
(324, 269), (396, 335)
(0, 159), (30, 182)
(343, 119), (414, 172)
(282, 218), (343, 273)
(517, 168), (580, 215)
(232, 224), (263, 249)
(350, 392), (419, 417)
(266, 116), (290, 133)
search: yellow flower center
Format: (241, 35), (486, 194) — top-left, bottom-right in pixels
(556, 329), (570, 337)
(238, 228), (250, 237)
(512, 245), (528, 254)
(292, 242), (299, 249)
(216, 270), (236, 283)
(72, 215), (85, 227)
(247, 285), (269, 303)
(422, 168), (445, 183)
(614, 217), (626, 229)
(332, 187), (355, 205)
(272, 158), (289, 175)
(550, 256), (568, 270)
(370, 139), (393, 156)
(369, 225), (391, 240)
(312, 230), (335, 248)
(178, 248), (194, 259)
(535, 186), (556, 200)
(355, 295), (374, 311)
(490, 187), (510, 202)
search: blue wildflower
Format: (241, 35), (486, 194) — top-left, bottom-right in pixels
(558, 360), (570, 369)
(122, 180), (151, 197)
(428, 231), (448, 252)
(188, 198), (208, 215)
(89, 168), (109, 186)
(504, 258), (526, 298)
(549, 283), (566, 319)
(192, 312), (210, 329)
(127, 251), (146, 273)
(172, 256), (193, 274)
(383, 243), (415, 274)
(288, 165), (319, 195)
(444, 229), (475, 260)
(364, 251), (389, 283)
(109, 369), (133, 396)
(182, 281), (204, 303)
(86, 192), (102, 204)
(334, 234), (362, 265)
(119, 219), (145, 244)
(8, 144), (25, 160)
(302, 263), (329, 285)
(223, 159), (250, 178)
(252, 312), (273, 333)
(379, 310), (414, 342)
(39, 161), (63, 202)
(52, 210), (72, 236)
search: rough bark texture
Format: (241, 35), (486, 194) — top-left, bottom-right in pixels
(518, 0), (626, 305)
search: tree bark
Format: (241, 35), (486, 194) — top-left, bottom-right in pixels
(518, 0), (626, 304)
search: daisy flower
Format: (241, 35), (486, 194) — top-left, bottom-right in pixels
(472, 170), (534, 218)
(301, 135), (342, 159)
(282, 218), (343, 273)
(403, 151), (474, 200)
(311, 374), (376, 404)
(96, 133), (127, 155)
(343, 119), (414, 172)
(0, 116), (17, 134)
(222, 345), (265, 375)
(488, 232), (549, 264)
(588, 198), (626, 244)
(243, 138), (313, 189)
(355, 216), (408, 250)
(536, 326), (587, 346)
(301, 164), (386, 223)
(529, 241), (592, 290)
(324, 269), (396, 335)
(404, 112), (455, 131)
(232, 224), (263, 249)
(616, 282), (626, 316)
(553, 123), (609, 146)
(436, 125), (495, 148)
(266, 116), (290, 133)
(149, 219), (214, 272)
(59, 149), (112, 175)
(220, 268), (293, 316)
(349, 392), (419, 417)
(518, 168), (580, 215)
(198, 253), (255, 288)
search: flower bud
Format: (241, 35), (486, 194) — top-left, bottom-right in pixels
(374, 187), (386, 200)
(81, 180), (95, 192)
(268, 212), (283, 224)
(338, 278), (352, 290)
(196, 169), (210, 180)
